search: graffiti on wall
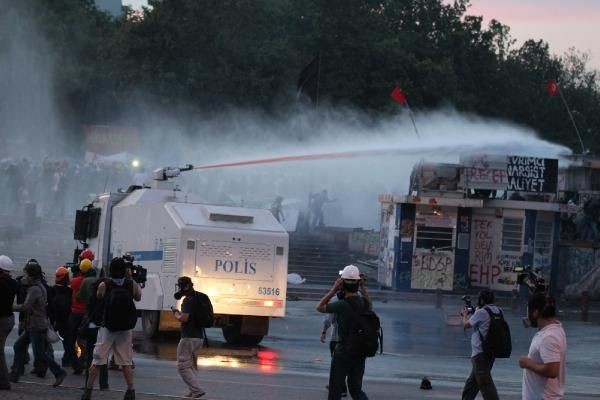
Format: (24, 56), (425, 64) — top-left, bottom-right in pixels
(411, 250), (454, 290)
(562, 247), (600, 300)
(469, 216), (519, 291)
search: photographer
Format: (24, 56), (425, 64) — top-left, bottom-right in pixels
(460, 289), (500, 400)
(316, 265), (370, 400)
(171, 276), (212, 399)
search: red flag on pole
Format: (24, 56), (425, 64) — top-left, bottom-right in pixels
(390, 86), (408, 105)
(545, 80), (559, 97)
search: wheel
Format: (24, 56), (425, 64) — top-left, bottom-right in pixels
(239, 334), (263, 346)
(223, 317), (243, 344)
(141, 310), (160, 339)
(222, 316), (264, 345)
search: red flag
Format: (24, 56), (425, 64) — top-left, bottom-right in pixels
(545, 80), (559, 97)
(390, 86), (408, 105)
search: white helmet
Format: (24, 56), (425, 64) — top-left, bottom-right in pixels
(0, 255), (15, 272)
(339, 264), (360, 280)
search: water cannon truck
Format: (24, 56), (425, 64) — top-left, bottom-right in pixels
(73, 165), (288, 345)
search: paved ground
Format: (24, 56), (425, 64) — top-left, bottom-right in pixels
(2, 298), (599, 399)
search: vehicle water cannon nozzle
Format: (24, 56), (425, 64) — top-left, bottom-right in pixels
(152, 165), (194, 181)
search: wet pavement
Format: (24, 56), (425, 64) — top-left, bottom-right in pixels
(3, 298), (600, 399)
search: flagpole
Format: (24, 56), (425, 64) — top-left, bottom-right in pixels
(557, 86), (586, 154)
(406, 104), (420, 140)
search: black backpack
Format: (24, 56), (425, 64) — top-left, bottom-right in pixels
(87, 278), (108, 327)
(345, 298), (383, 358)
(103, 280), (138, 332)
(192, 291), (214, 329)
(479, 307), (512, 358)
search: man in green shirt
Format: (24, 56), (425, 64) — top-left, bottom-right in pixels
(317, 265), (370, 400)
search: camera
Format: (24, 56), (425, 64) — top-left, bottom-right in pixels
(461, 295), (475, 316)
(123, 253), (147, 288)
(513, 265), (546, 294)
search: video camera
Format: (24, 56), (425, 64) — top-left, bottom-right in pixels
(513, 265), (547, 294)
(461, 295), (475, 316)
(123, 253), (148, 288)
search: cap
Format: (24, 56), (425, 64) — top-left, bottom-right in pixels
(55, 266), (69, 281)
(109, 257), (126, 279)
(339, 264), (360, 280)
(79, 259), (93, 274)
(177, 276), (193, 287)
(0, 255), (14, 272)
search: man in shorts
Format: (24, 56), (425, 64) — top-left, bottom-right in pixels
(82, 257), (141, 400)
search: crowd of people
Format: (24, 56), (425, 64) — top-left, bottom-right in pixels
(0, 251), (144, 400)
(0, 248), (216, 400)
(0, 157), (135, 219)
(0, 251), (571, 400)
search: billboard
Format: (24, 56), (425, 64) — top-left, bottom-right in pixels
(460, 155), (558, 194)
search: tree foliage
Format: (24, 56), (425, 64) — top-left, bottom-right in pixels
(5, 0), (600, 153)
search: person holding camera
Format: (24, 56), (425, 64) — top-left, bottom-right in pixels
(82, 257), (141, 400)
(171, 276), (213, 399)
(316, 265), (370, 400)
(519, 294), (567, 400)
(460, 289), (500, 400)
(321, 290), (348, 398)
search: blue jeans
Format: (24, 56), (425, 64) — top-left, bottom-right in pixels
(329, 351), (368, 400)
(13, 329), (63, 378)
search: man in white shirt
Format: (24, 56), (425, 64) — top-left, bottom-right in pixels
(519, 293), (567, 400)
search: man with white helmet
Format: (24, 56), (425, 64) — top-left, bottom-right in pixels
(317, 265), (371, 400)
(0, 255), (18, 390)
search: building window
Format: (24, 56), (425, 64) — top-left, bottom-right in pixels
(415, 226), (454, 250)
(501, 218), (523, 252)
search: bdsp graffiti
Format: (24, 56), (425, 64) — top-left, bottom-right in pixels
(411, 251), (454, 290)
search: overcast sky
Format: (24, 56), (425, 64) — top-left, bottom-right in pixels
(123, 0), (600, 70)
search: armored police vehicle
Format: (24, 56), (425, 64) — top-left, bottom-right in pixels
(74, 165), (288, 345)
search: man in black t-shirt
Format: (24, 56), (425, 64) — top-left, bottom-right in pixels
(172, 277), (207, 399)
(317, 265), (371, 400)
(0, 255), (18, 390)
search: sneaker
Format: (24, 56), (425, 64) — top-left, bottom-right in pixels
(81, 388), (92, 400)
(187, 392), (206, 399)
(53, 370), (67, 387)
(0, 383), (10, 390)
(124, 389), (135, 400)
(9, 373), (19, 383)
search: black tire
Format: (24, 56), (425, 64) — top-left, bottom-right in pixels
(141, 310), (160, 339)
(222, 317), (263, 345)
(222, 320), (242, 344)
(239, 334), (263, 346)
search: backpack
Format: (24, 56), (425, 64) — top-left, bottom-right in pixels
(345, 298), (383, 358)
(87, 278), (108, 327)
(192, 291), (214, 329)
(103, 279), (138, 332)
(479, 307), (512, 358)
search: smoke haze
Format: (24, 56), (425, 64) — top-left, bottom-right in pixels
(0, 3), (571, 231)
